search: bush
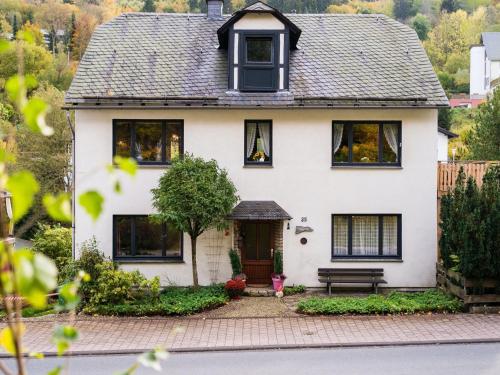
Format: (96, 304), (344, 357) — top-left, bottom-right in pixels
(283, 285), (306, 296)
(297, 290), (463, 315)
(440, 166), (500, 280)
(32, 224), (71, 271)
(84, 284), (228, 316)
(228, 248), (242, 277)
(273, 249), (283, 276)
(224, 279), (246, 299)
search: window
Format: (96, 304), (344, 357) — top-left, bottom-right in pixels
(332, 214), (401, 259)
(113, 215), (182, 261)
(113, 120), (183, 165)
(332, 122), (401, 166)
(244, 120), (272, 165)
(240, 34), (277, 91)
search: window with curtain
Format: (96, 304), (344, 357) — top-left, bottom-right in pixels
(113, 120), (183, 165)
(332, 214), (401, 259)
(332, 122), (400, 166)
(114, 216), (182, 261)
(245, 120), (272, 165)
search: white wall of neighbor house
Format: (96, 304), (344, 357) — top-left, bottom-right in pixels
(437, 132), (449, 162)
(74, 108), (438, 288)
(470, 46), (486, 98)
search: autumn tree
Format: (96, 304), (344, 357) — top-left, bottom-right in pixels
(72, 13), (98, 60)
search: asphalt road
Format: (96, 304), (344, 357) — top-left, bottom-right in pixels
(6, 343), (500, 375)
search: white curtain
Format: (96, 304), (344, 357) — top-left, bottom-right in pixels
(383, 124), (399, 156)
(332, 123), (344, 154)
(333, 216), (348, 255)
(383, 216), (398, 256)
(258, 122), (271, 157)
(352, 216), (379, 256)
(246, 123), (257, 158)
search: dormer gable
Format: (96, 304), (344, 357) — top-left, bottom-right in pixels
(217, 1), (301, 92)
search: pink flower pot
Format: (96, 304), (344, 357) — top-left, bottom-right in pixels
(272, 277), (284, 291)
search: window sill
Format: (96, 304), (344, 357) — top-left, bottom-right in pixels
(243, 164), (273, 168)
(331, 165), (402, 170)
(331, 258), (403, 263)
(114, 259), (184, 264)
(113, 164), (171, 170)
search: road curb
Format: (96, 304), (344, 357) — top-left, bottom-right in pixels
(4, 338), (500, 358)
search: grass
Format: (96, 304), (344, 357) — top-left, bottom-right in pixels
(84, 284), (229, 316)
(283, 285), (306, 296)
(296, 290), (463, 315)
(0, 304), (56, 319)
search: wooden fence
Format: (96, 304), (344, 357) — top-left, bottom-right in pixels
(437, 161), (498, 196)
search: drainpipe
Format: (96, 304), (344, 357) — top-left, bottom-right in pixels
(66, 110), (76, 259)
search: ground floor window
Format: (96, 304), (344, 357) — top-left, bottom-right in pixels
(332, 214), (401, 259)
(113, 215), (182, 261)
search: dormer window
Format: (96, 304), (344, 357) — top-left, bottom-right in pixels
(241, 34), (278, 91)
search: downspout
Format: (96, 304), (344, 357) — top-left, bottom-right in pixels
(66, 110), (76, 259)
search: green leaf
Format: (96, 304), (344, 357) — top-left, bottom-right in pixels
(29, 352), (44, 359)
(43, 193), (72, 222)
(114, 180), (122, 194)
(22, 97), (53, 136)
(113, 156), (137, 176)
(47, 367), (62, 375)
(57, 282), (80, 311)
(78, 191), (104, 221)
(137, 348), (169, 372)
(5, 76), (26, 108)
(0, 325), (25, 355)
(6, 171), (39, 222)
(53, 325), (79, 356)
(0, 39), (9, 53)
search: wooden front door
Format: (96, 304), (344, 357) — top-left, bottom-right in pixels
(241, 221), (274, 285)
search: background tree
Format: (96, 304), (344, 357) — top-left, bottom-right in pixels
(142, 0), (156, 12)
(393, 0), (417, 21)
(468, 89), (500, 160)
(11, 14), (18, 39)
(152, 154), (238, 287)
(412, 13), (431, 40)
(441, 0), (461, 13)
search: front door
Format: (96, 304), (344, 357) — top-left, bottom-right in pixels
(241, 221), (274, 285)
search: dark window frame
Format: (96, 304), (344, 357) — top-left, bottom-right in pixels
(239, 31), (279, 92)
(112, 119), (184, 166)
(244, 120), (273, 166)
(113, 215), (183, 262)
(331, 121), (402, 167)
(331, 214), (402, 260)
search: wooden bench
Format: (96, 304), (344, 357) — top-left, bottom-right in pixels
(318, 268), (387, 295)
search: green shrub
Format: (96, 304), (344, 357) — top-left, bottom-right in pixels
(85, 284), (228, 316)
(283, 285), (306, 296)
(440, 166), (500, 280)
(228, 248), (242, 277)
(296, 290), (463, 315)
(273, 249), (283, 275)
(32, 224), (71, 271)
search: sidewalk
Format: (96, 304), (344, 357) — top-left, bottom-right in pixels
(2, 313), (500, 356)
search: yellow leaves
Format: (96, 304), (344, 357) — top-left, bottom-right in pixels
(0, 325), (25, 355)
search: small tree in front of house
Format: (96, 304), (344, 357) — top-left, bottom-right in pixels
(151, 154), (238, 287)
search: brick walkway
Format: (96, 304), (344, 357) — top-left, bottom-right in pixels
(1, 313), (499, 355)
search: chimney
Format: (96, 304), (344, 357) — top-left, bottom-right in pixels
(206, 0), (223, 20)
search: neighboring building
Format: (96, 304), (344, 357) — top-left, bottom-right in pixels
(470, 32), (500, 99)
(449, 94), (484, 109)
(437, 127), (458, 162)
(66, 1), (449, 288)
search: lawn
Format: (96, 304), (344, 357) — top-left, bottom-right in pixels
(0, 304), (56, 319)
(83, 284), (229, 316)
(296, 290), (463, 315)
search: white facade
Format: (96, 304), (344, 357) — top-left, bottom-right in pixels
(74, 108), (438, 288)
(437, 132), (449, 162)
(470, 44), (500, 99)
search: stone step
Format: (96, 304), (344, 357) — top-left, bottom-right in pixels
(244, 286), (276, 297)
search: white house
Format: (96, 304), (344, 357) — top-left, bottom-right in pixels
(65, 1), (449, 288)
(470, 32), (500, 99)
(437, 127), (458, 162)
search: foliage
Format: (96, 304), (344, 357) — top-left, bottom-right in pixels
(411, 13), (431, 40)
(327, 0), (393, 15)
(283, 284), (306, 296)
(393, 0), (418, 21)
(468, 89), (500, 161)
(142, 0), (156, 12)
(86, 262), (161, 307)
(297, 290), (463, 315)
(228, 248), (242, 277)
(85, 284), (229, 316)
(440, 166), (500, 280)
(441, 0), (461, 13)
(224, 279), (246, 299)
(438, 107), (452, 130)
(152, 154), (238, 287)
(32, 224), (72, 271)
(273, 249), (284, 276)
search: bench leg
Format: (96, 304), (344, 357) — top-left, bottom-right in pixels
(327, 282), (332, 296)
(374, 283), (378, 294)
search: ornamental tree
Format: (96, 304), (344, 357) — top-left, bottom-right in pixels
(152, 154), (238, 287)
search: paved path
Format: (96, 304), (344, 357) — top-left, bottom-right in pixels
(3, 313), (500, 355)
(5, 343), (500, 375)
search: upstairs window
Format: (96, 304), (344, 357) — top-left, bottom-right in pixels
(332, 121), (401, 166)
(240, 34), (278, 92)
(244, 120), (272, 165)
(113, 120), (183, 165)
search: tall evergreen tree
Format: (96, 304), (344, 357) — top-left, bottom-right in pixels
(393, 0), (417, 21)
(12, 15), (18, 40)
(441, 0), (460, 13)
(67, 12), (76, 55)
(142, 0), (156, 12)
(469, 89), (500, 160)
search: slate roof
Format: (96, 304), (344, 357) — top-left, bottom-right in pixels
(481, 32), (500, 61)
(228, 201), (292, 220)
(65, 12), (448, 108)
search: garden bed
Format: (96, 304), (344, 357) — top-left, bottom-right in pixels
(83, 284), (229, 316)
(296, 290), (463, 315)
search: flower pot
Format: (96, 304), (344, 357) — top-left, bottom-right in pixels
(272, 277), (284, 291)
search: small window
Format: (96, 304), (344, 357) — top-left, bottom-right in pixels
(244, 120), (272, 165)
(114, 215), (182, 261)
(332, 122), (401, 166)
(246, 37), (273, 63)
(332, 214), (401, 259)
(113, 120), (183, 165)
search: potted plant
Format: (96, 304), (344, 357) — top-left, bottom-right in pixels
(224, 279), (246, 299)
(271, 249), (286, 291)
(228, 249), (246, 281)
